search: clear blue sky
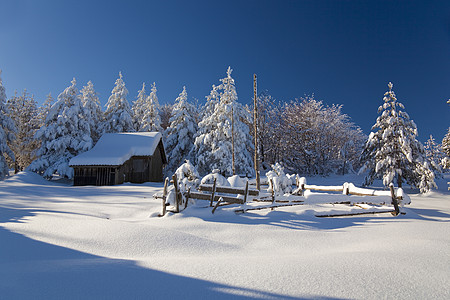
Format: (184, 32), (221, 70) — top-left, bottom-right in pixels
(1, 0), (449, 142)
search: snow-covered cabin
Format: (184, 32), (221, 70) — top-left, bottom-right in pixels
(69, 132), (166, 186)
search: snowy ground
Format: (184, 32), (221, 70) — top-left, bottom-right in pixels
(1, 172), (449, 299)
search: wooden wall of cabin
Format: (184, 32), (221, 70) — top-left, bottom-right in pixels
(73, 166), (118, 186)
(150, 147), (164, 182)
(129, 156), (151, 183)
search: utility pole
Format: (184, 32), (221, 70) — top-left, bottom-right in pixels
(253, 74), (260, 190)
(231, 104), (235, 175)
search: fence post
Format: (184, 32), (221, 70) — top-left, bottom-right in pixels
(389, 184), (400, 216)
(270, 179), (275, 204)
(172, 174), (180, 213)
(161, 177), (169, 216)
(185, 187), (190, 209)
(243, 181), (249, 203)
(343, 182), (349, 195)
(210, 178), (217, 207)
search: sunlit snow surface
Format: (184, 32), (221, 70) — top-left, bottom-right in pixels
(0, 172), (449, 299)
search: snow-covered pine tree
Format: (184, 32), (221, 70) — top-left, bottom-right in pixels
(0, 70), (16, 180)
(132, 82), (147, 131)
(99, 72), (134, 134)
(359, 82), (436, 193)
(424, 135), (443, 177)
(442, 128), (450, 169)
(6, 90), (40, 172)
(159, 103), (173, 131)
(165, 86), (198, 174)
(37, 93), (55, 126)
(29, 78), (93, 179)
(202, 84), (220, 119)
(193, 67), (253, 176)
(80, 81), (103, 143)
(139, 82), (162, 132)
(442, 99), (450, 169)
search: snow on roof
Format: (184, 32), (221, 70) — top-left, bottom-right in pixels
(69, 132), (162, 166)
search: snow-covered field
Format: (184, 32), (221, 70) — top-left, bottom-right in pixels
(1, 172), (449, 299)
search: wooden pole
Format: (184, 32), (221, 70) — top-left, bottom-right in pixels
(243, 181), (249, 203)
(162, 177), (169, 216)
(185, 187), (190, 209)
(270, 179), (275, 204)
(231, 105), (235, 175)
(173, 174), (180, 213)
(253, 74), (260, 191)
(210, 178), (217, 207)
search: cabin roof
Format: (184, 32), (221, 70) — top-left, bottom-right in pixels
(69, 132), (163, 167)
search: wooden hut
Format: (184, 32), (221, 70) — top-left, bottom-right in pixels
(69, 132), (166, 186)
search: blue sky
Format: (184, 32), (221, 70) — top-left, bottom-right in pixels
(1, 0), (449, 142)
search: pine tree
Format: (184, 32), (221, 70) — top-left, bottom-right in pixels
(139, 82), (162, 132)
(6, 90), (40, 172)
(442, 128), (450, 169)
(193, 67), (253, 176)
(165, 86), (198, 174)
(442, 99), (450, 169)
(80, 81), (103, 143)
(132, 82), (147, 131)
(359, 82), (436, 193)
(29, 78), (93, 179)
(100, 72), (134, 134)
(159, 103), (173, 131)
(0, 70), (16, 180)
(202, 84), (220, 119)
(424, 135), (443, 177)
(37, 93), (55, 126)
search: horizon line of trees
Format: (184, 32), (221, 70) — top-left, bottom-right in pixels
(0, 68), (449, 193)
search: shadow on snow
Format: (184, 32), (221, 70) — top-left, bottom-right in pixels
(0, 206), (336, 300)
(179, 203), (450, 232)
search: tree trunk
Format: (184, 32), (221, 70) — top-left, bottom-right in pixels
(397, 174), (403, 188)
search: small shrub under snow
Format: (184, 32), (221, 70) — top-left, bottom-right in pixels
(266, 163), (294, 196)
(200, 169), (230, 187)
(227, 175), (248, 188)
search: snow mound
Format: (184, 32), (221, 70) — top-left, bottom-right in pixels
(200, 170), (230, 186)
(227, 175), (247, 188)
(4, 171), (51, 185)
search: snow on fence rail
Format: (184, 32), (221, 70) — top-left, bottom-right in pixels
(155, 175), (408, 217)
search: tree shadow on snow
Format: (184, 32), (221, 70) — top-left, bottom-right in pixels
(0, 206), (336, 300)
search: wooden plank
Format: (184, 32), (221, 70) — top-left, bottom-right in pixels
(316, 210), (396, 218)
(199, 184), (259, 196)
(348, 191), (376, 196)
(211, 197), (223, 214)
(304, 186), (343, 192)
(188, 192), (244, 204)
(235, 202), (305, 214)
